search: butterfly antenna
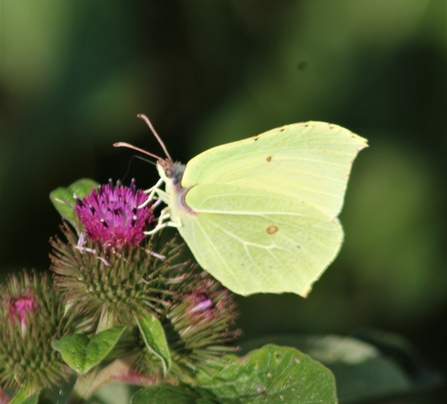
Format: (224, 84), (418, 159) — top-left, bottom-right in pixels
(137, 114), (173, 161)
(120, 155), (156, 183)
(113, 142), (162, 160)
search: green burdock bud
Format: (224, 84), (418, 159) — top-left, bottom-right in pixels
(49, 180), (185, 328)
(167, 273), (241, 373)
(0, 271), (73, 394)
(134, 270), (241, 380)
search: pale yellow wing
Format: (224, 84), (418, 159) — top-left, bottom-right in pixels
(163, 122), (367, 296)
(182, 122), (367, 218)
(175, 183), (342, 296)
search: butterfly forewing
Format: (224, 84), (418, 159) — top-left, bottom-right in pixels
(181, 122), (367, 219)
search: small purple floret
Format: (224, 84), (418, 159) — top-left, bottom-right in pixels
(74, 179), (153, 248)
(9, 295), (35, 327)
(189, 292), (213, 314)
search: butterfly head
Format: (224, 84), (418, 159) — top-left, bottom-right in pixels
(157, 159), (186, 186)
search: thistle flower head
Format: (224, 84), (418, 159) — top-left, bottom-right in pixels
(0, 271), (73, 393)
(74, 179), (153, 248)
(168, 276), (240, 356)
(50, 224), (186, 328)
(134, 272), (240, 379)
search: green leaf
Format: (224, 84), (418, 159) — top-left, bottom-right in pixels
(10, 389), (28, 404)
(241, 334), (441, 403)
(10, 389), (50, 404)
(135, 311), (171, 374)
(22, 395), (40, 404)
(131, 384), (215, 404)
(52, 326), (125, 374)
(284, 335), (410, 404)
(9, 389), (26, 404)
(49, 178), (98, 227)
(198, 344), (337, 403)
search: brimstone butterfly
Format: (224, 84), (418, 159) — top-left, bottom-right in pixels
(115, 115), (367, 296)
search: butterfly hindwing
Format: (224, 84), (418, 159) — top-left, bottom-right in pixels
(178, 183), (343, 296)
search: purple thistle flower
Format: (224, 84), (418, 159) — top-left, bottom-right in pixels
(0, 271), (73, 391)
(9, 295), (35, 326)
(132, 273), (240, 379)
(9, 295), (34, 323)
(74, 179), (153, 248)
(188, 292), (213, 314)
(179, 281), (232, 327)
(184, 292), (213, 314)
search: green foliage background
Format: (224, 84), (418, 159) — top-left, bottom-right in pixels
(1, 1), (446, 401)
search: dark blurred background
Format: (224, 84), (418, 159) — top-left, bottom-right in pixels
(1, 1), (446, 401)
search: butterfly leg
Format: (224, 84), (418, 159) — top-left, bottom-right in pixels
(144, 207), (179, 235)
(144, 177), (164, 195)
(139, 181), (170, 209)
